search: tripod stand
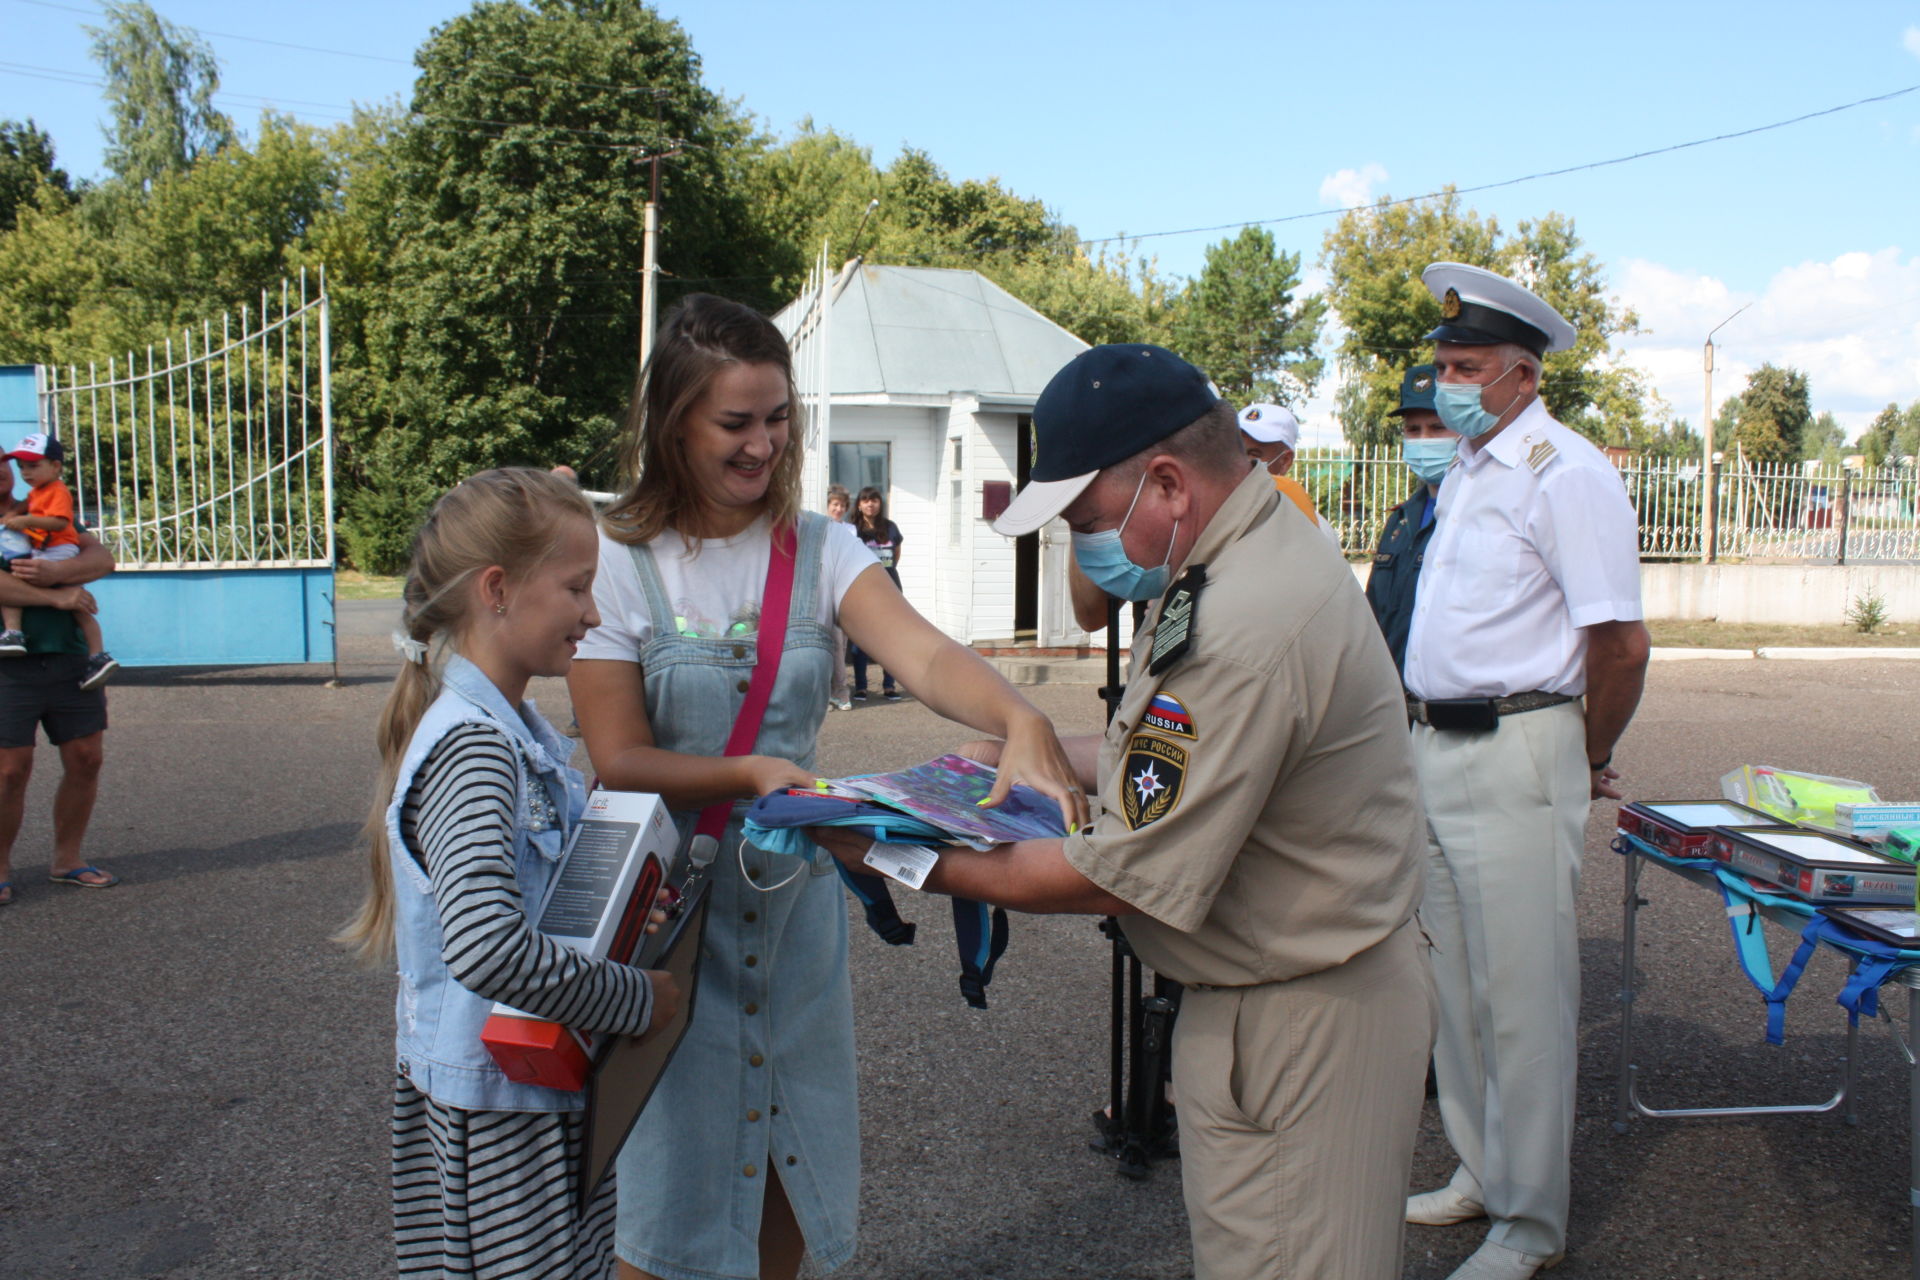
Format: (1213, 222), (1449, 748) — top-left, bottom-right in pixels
(1086, 597), (1180, 1179)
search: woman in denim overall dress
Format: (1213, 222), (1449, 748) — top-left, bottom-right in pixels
(569, 295), (1090, 1280)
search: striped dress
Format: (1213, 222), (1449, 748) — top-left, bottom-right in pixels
(391, 724), (653, 1280)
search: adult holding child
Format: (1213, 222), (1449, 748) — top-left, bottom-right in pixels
(568, 293), (1086, 1280)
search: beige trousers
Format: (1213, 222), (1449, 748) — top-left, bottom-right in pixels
(1173, 919), (1435, 1280)
(1412, 701), (1588, 1259)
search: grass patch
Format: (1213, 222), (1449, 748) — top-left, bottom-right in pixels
(334, 570), (403, 600)
(1648, 619), (1920, 649)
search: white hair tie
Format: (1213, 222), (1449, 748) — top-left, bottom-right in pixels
(391, 632), (429, 665)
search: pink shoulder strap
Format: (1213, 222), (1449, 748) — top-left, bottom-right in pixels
(693, 521), (797, 840)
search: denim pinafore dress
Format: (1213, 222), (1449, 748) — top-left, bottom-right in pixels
(613, 512), (859, 1279)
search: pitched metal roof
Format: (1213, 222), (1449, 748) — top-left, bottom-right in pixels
(776, 265), (1087, 400)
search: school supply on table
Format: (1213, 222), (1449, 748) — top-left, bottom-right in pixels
(1615, 800), (1789, 860)
(1832, 803), (1920, 842)
(1709, 825), (1915, 905)
(1820, 905), (1920, 948)
(481, 790), (681, 1090)
(1884, 828), (1920, 864)
(1720, 765), (1880, 828)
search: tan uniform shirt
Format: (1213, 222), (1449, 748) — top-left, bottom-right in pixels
(1062, 469), (1425, 988)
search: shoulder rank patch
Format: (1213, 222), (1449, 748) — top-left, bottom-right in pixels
(1121, 733), (1187, 830)
(1141, 692), (1196, 740)
(1525, 435), (1557, 473)
(1148, 564), (1205, 676)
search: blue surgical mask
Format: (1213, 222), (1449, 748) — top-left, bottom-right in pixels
(1071, 472), (1179, 601)
(1433, 360), (1523, 439)
(1402, 438), (1458, 487)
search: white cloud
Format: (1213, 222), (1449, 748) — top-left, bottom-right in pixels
(1904, 25), (1920, 59)
(1318, 164), (1387, 209)
(1614, 248), (1920, 438)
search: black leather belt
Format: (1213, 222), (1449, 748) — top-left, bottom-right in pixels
(1406, 690), (1576, 731)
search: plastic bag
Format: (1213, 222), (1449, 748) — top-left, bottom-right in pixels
(1720, 764), (1880, 827)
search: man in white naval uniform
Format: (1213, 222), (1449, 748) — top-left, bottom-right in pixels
(1401, 263), (1650, 1280)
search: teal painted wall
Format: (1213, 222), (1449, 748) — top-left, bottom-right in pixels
(88, 568), (335, 667)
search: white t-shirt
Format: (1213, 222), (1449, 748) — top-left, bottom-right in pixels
(577, 515), (878, 659)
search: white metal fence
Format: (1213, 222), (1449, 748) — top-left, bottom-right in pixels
(38, 270), (334, 570)
(1300, 448), (1920, 563)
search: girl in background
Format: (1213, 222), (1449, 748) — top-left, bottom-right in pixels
(341, 467), (680, 1280)
(848, 485), (903, 701)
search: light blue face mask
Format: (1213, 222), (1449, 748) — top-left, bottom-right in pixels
(1402, 437), (1458, 487)
(1071, 471), (1179, 602)
(1433, 359), (1523, 439)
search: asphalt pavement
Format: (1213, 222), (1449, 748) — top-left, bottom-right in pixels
(2, 612), (1918, 1279)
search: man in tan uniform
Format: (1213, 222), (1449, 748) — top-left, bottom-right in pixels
(814, 343), (1435, 1279)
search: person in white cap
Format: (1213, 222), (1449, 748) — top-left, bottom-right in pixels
(1401, 263), (1649, 1280)
(814, 342), (1433, 1280)
(1236, 402), (1335, 541)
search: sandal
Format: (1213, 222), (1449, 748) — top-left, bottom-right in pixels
(0, 880), (12, 906)
(48, 865), (118, 889)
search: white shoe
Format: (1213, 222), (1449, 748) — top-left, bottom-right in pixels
(1406, 1184), (1486, 1225)
(1443, 1239), (1564, 1280)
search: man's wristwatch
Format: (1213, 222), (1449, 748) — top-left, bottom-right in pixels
(1589, 753), (1612, 772)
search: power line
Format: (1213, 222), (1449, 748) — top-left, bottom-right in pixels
(1075, 80), (1920, 248)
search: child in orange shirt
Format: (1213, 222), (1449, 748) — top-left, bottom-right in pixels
(1, 434), (117, 689)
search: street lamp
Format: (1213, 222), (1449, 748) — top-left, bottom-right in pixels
(1702, 303), (1751, 564)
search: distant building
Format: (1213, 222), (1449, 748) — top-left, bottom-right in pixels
(777, 265), (1095, 647)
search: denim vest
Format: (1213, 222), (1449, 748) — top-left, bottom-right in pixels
(384, 653), (589, 1113)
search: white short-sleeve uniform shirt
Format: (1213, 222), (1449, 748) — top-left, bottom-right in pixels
(1404, 397), (1642, 701)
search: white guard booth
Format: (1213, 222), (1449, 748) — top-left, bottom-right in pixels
(777, 263), (1099, 649)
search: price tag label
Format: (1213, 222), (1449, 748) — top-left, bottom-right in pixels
(863, 841), (940, 890)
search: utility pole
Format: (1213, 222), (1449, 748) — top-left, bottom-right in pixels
(1701, 302), (1751, 564)
(636, 147), (684, 372)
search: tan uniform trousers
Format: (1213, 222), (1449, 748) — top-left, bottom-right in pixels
(1172, 919), (1435, 1280)
(1413, 700), (1588, 1259)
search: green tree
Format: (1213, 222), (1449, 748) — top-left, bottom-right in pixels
(0, 120), (73, 231)
(1165, 226), (1323, 407)
(741, 124), (1170, 349)
(1319, 188), (1643, 446)
(1857, 402), (1902, 469)
(345, 0), (785, 562)
(0, 115), (340, 366)
(1731, 363), (1811, 466)
(1802, 410), (1846, 465)
(87, 0), (234, 190)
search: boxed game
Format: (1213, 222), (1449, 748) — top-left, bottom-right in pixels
(1709, 825), (1916, 905)
(481, 790), (680, 1091)
(1616, 800), (1790, 860)
(1833, 803), (1920, 841)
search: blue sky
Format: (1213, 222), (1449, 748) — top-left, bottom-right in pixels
(5, 0), (1918, 443)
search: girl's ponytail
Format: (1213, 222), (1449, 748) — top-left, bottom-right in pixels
(336, 468), (593, 964)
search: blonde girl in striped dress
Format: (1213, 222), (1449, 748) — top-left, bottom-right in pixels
(339, 468), (681, 1279)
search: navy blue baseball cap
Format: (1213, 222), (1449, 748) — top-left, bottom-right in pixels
(993, 344), (1221, 536)
(1387, 364), (1438, 418)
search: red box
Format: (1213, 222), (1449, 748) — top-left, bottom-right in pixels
(1617, 800), (1789, 860)
(481, 1015), (593, 1092)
